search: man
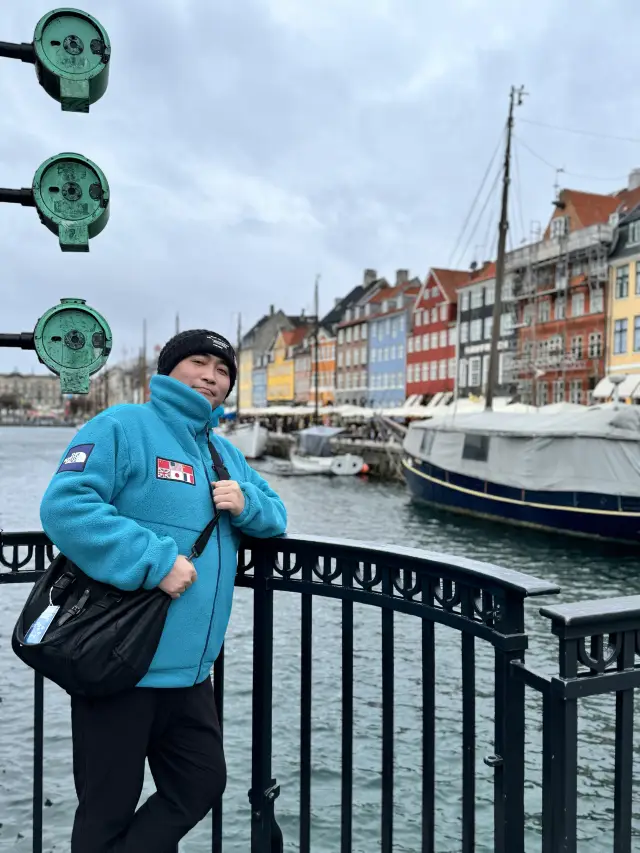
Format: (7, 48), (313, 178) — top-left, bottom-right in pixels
(39, 329), (287, 853)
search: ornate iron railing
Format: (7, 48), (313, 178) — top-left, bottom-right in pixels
(1, 530), (639, 852)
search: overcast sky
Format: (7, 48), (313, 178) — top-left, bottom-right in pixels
(2, 0), (640, 374)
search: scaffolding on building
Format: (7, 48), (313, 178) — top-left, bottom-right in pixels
(500, 219), (612, 403)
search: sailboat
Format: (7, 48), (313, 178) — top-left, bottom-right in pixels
(401, 87), (640, 544)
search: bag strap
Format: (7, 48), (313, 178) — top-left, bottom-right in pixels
(188, 434), (231, 560)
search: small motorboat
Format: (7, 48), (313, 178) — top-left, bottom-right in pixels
(290, 426), (367, 476)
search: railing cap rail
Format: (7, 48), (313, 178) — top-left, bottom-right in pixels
(254, 533), (560, 598)
(541, 595), (640, 628)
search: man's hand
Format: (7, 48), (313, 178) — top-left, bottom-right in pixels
(212, 480), (245, 517)
(159, 555), (197, 599)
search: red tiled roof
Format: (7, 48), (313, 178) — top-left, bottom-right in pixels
(281, 326), (308, 347)
(430, 268), (473, 301)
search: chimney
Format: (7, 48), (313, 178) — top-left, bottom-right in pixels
(629, 168), (640, 191)
(334, 297), (341, 306)
(269, 304), (274, 315)
(470, 261), (478, 272)
(396, 269), (409, 286)
(363, 268), (377, 287)
(301, 308), (305, 317)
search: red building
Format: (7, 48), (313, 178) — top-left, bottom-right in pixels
(406, 268), (470, 401)
(504, 188), (640, 404)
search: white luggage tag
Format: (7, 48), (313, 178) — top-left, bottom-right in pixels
(24, 589), (60, 645)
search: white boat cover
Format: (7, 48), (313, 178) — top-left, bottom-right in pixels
(403, 404), (640, 496)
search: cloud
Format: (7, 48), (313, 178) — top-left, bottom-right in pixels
(1, 0), (640, 375)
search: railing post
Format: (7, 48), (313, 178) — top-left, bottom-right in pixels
(248, 544), (283, 853)
(492, 592), (526, 853)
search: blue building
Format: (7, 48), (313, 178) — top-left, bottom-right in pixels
(367, 279), (419, 408)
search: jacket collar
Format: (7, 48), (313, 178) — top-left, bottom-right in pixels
(149, 375), (223, 433)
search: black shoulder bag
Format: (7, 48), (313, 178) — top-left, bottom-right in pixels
(11, 439), (230, 698)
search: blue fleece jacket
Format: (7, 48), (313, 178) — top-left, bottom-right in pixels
(39, 374), (287, 688)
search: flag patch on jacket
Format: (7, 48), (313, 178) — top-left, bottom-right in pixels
(156, 457), (196, 485)
(57, 444), (95, 473)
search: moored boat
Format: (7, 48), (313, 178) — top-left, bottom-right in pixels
(402, 405), (640, 543)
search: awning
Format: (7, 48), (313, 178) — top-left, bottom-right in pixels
(617, 375), (640, 398)
(592, 377), (614, 399)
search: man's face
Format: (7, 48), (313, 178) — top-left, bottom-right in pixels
(169, 353), (231, 408)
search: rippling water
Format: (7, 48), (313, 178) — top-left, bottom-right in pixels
(1, 427), (639, 852)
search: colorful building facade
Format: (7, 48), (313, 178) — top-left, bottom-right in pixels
(406, 268), (468, 401)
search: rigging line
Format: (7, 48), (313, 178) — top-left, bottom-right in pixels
(514, 134), (627, 182)
(447, 126), (505, 266)
(512, 140), (527, 246)
(519, 117), (640, 145)
(455, 163), (502, 270)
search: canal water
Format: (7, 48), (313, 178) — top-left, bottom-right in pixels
(0, 426), (639, 852)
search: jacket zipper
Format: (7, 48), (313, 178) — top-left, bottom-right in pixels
(194, 428), (224, 684)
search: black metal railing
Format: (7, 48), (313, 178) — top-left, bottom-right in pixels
(2, 530), (640, 852)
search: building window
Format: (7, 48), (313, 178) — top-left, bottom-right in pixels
(536, 382), (548, 407)
(448, 358), (456, 378)
(460, 322), (469, 343)
(571, 337), (583, 360)
(408, 337), (414, 354)
(571, 293), (585, 317)
(614, 319), (628, 354)
(538, 300), (550, 323)
(469, 356), (481, 387)
(407, 364), (414, 383)
(569, 380), (582, 404)
(470, 319), (482, 342)
(439, 330), (447, 348)
(459, 359), (468, 387)
(440, 304), (448, 321)
(636, 265), (640, 296)
(361, 371), (367, 388)
(634, 317), (640, 352)
(354, 326), (360, 342)
(430, 362), (437, 380)
(471, 289), (483, 309)
(629, 221), (640, 244)
(555, 298), (565, 320)
(338, 330), (344, 344)
(338, 352), (343, 368)
(588, 332), (602, 358)
(422, 363), (429, 382)
(421, 334), (428, 351)
(361, 346), (367, 363)
(361, 324), (367, 340)
(398, 344), (404, 359)
(431, 308), (438, 323)
(590, 289), (604, 313)
(485, 284), (495, 305)
(615, 265), (630, 299)
(448, 328), (456, 346)
(483, 316), (493, 340)
(420, 309), (428, 326)
(415, 336), (422, 352)
(550, 216), (568, 238)
(438, 360), (446, 379)
(500, 313), (513, 336)
(461, 291), (470, 312)
(431, 332), (438, 348)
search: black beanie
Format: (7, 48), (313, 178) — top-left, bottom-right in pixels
(157, 329), (237, 395)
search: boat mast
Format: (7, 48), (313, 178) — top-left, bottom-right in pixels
(236, 312), (242, 420)
(485, 85), (526, 411)
(314, 274), (320, 425)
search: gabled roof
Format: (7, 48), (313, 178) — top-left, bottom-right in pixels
(282, 327), (309, 347)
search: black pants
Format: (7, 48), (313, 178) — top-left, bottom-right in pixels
(70, 677), (226, 852)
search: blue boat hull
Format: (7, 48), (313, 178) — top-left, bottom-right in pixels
(402, 457), (640, 544)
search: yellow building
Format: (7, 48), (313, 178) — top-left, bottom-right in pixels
(604, 209), (640, 399)
(238, 348), (253, 410)
(267, 328), (305, 403)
